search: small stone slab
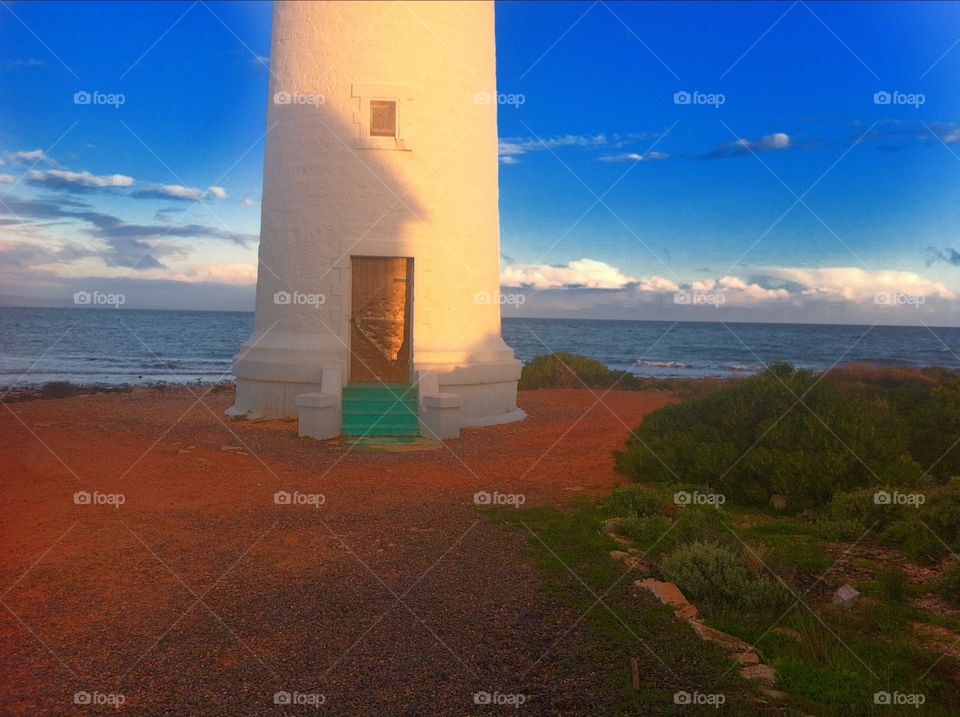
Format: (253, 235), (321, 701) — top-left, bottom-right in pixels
(832, 584), (860, 609)
(635, 579), (700, 622)
(690, 621), (753, 652)
(740, 664), (777, 685)
(732, 650), (760, 665)
(771, 627), (803, 642)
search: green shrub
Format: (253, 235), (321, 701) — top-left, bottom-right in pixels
(520, 352), (645, 390)
(877, 565), (908, 603)
(615, 363), (922, 506)
(616, 515), (674, 551)
(604, 486), (664, 518)
(932, 562), (960, 606)
(923, 484), (960, 548)
(813, 517), (867, 542)
(661, 541), (750, 608)
(41, 381), (80, 399)
(879, 519), (949, 565)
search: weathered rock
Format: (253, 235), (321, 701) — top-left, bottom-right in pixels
(609, 550), (649, 573)
(601, 517), (624, 534)
(832, 584), (860, 609)
(770, 494), (788, 510)
(690, 621), (752, 652)
(740, 663), (777, 685)
(635, 579), (701, 622)
(733, 650), (760, 665)
(761, 687), (786, 700)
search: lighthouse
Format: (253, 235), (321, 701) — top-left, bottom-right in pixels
(228, 0), (523, 439)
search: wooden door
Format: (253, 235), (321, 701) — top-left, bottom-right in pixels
(349, 257), (412, 383)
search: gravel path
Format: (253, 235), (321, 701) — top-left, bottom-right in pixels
(0, 386), (674, 715)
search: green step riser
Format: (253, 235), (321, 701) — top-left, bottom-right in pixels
(341, 428), (420, 437)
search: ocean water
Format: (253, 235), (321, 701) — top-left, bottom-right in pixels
(0, 307), (958, 388)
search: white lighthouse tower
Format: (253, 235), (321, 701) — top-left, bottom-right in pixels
(229, 0), (523, 439)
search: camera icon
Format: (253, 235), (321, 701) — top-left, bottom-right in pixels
(673, 91), (692, 105)
(673, 491), (692, 505)
(473, 491), (492, 506)
(474, 91), (492, 105)
(874, 291), (890, 305)
(73, 91), (92, 105)
(74, 491), (92, 505)
(673, 690), (692, 705)
(74, 691), (92, 705)
(874, 491), (892, 505)
(673, 291), (691, 305)
(273, 691), (292, 705)
(473, 691), (492, 705)
(273, 91), (292, 105)
(873, 91), (891, 105)
(274, 491), (292, 505)
(74, 290), (92, 305)
(874, 691), (891, 705)
(473, 291), (491, 304)
(273, 291), (291, 305)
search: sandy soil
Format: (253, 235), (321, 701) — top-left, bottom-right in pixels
(0, 386), (674, 715)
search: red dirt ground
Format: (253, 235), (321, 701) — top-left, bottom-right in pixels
(0, 386), (674, 715)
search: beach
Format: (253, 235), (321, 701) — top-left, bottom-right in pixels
(0, 385), (676, 715)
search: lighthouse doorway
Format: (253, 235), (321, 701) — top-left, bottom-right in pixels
(349, 257), (413, 384)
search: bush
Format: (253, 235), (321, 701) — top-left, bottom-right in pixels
(877, 565), (908, 603)
(40, 381), (80, 399)
(604, 486), (665, 518)
(614, 362), (954, 507)
(660, 540), (788, 612)
(661, 541), (753, 609)
(879, 519), (949, 565)
(932, 562), (960, 606)
(520, 352), (645, 390)
(813, 517), (867, 542)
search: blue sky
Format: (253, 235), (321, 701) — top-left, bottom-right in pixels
(1, 1), (960, 324)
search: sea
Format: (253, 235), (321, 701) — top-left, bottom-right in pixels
(1, 306), (958, 388)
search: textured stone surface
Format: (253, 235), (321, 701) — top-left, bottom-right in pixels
(740, 664), (777, 685)
(635, 579), (701, 621)
(832, 584), (860, 608)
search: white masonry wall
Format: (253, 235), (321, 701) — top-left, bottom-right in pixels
(231, 0), (522, 425)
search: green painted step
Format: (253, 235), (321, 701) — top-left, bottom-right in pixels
(340, 383), (420, 437)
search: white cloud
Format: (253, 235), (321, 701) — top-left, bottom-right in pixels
(0, 174), (13, 184)
(636, 275), (679, 292)
(501, 258), (637, 289)
(768, 266), (955, 302)
(133, 183), (228, 201)
(738, 132), (790, 151)
(499, 155), (519, 165)
(7, 148), (56, 164)
(599, 151), (670, 163)
(240, 196), (256, 206)
(26, 169), (134, 189)
(166, 263), (258, 285)
(691, 275), (790, 301)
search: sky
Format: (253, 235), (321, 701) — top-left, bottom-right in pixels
(1, 0), (959, 325)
